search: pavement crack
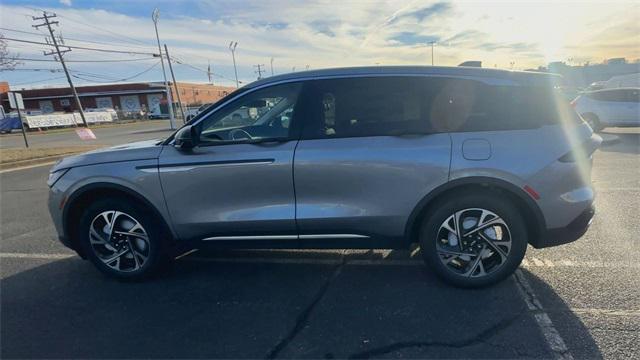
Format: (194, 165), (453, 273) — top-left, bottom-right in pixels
(347, 310), (526, 359)
(265, 253), (346, 359)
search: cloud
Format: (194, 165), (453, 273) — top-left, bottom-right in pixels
(1, 0), (638, 88)
(387, 2), (452, 25)
(59, 0), (72, 6)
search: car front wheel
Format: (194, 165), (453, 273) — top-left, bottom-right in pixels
(78, 198), (169, 280)
(420, 193), (527, 288)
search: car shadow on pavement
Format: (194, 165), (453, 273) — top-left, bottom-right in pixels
(1, 255), (601, 359)
(598, 129), (639, 155)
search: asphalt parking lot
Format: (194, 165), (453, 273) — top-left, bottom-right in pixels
(1, 128), (638, 359)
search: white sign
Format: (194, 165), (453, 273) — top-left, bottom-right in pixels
(24, 111), (115, 128)
(8, 92), (25, 110)
(75, 128), (97, 140)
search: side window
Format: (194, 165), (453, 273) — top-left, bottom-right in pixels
(588, 90), (628, 102)
(304, 77), (430, 139)
(441, 82), (576, 131)
(197, 83), (302, 144)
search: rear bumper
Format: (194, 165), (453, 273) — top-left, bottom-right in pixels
(532, 204), (595, 248)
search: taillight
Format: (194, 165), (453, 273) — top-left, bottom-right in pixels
(559, 135), (602, 162)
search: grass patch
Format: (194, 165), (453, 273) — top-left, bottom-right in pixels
(0, 146), (102, 164)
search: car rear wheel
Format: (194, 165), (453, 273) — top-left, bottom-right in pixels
(78, 198), (169, 280)
(420, 193), (527, 288)
(582, 113), (602, 132)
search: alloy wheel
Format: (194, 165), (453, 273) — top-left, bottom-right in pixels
(89, 210), (151, 273)
(436, 208), (512, 278)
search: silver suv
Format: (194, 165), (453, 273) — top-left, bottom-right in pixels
(48, 66), (601, 287)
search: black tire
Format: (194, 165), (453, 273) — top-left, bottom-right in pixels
(420, 192), (527, 288)
(582, 113), (602, 132)
(78, 197), (170, 280)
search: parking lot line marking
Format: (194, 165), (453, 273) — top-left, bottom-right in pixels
(531, 257), (545, 266)
(0, 161), (57, 174)
(0, 252), (74, 259)
(569, 308), (640, 317)
(514, 269), (573, 360)
(544, 259), (555, 267)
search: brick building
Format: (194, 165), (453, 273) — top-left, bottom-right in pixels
(0, 81), (235, 115)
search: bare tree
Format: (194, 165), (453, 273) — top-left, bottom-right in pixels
(0, 33), (21, 70)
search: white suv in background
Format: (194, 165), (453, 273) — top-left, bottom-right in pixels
(572, 88), (640, 131)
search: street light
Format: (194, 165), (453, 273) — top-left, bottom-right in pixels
(428, 41), (436, 66)
(152, 7), (176, 129)
(229, 41), (239, 88)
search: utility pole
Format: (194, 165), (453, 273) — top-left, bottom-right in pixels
(164, 44), (186, 123)
(152, 8), (176, 129)
(207, 60), (212, 84)
(428, 41), (436, 66)
(270, 57), (274, 76)
(254, 64), (265, 80)
(229, 41), (239, 88)
(33, 11), (88, 127)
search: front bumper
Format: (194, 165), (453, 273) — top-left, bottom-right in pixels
(532, 204), (595, 248)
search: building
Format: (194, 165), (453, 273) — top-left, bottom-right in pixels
(0, 81), (235, 115)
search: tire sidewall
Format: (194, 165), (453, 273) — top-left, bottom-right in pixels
(420, 192), (527, 288)
(78, 198), (167, 280)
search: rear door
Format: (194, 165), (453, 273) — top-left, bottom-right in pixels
(293, 77), (451, 246)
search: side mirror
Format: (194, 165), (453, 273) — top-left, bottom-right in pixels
(174, 125), (199, 150)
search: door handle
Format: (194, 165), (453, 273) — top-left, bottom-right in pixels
(254, 139), (289, 146)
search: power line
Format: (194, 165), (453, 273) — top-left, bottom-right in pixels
(11, 75), (67, 86)
(3, 37), (158, 56)
(54, 12), (151, 47)
(170, 56), (242, 84)
(5, 56), (158, 63)
(21, 6), (153, 47)
(0, 26), (156, 51)
(0, 68), (63, 72)
(70, 61), (161, 83)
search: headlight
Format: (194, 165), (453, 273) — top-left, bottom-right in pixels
(47, 168), (69, 187)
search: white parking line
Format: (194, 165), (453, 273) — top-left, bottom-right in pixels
(0, 252), (74, 259)
(514, 269), (573, 360)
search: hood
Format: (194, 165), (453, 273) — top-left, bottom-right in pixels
(51, 139), (163, 172)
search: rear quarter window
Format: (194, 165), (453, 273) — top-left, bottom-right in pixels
(442, 82), (579, 132)
(586, 89), (630, 102)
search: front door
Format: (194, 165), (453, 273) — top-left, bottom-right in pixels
(159, 82), (304, 242)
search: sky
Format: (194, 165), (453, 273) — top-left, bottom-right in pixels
(1, 0), (639, 89)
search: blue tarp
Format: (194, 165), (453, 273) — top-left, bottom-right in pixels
(0, 116), (23, 132)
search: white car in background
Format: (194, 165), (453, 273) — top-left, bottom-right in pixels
(572, 88), (640, 131)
